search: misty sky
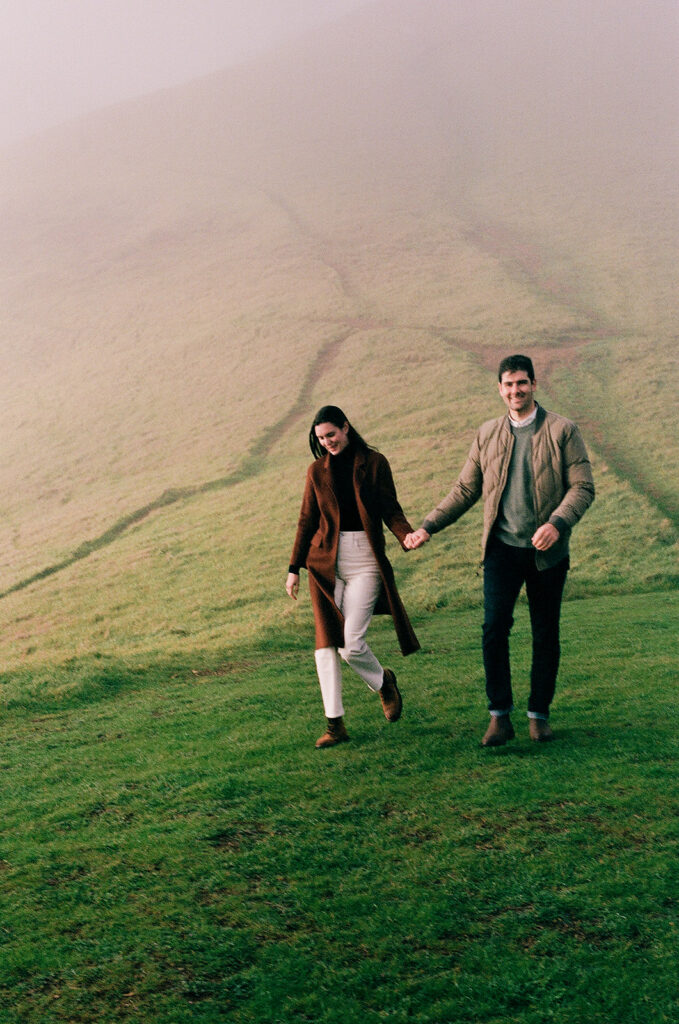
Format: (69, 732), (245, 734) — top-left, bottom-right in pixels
(0, 0), (368, 145)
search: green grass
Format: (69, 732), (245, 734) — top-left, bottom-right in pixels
(1, 591), (677, 1023)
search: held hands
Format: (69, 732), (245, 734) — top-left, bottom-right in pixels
(286, 572), (300, 599)
(405, 524), (558, 552)
(404, 528), (431, 550)
(531, 523), (560, 552)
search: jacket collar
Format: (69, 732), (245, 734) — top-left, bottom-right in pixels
(502, 402), (547, 431)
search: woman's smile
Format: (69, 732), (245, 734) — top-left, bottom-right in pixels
(315, 420), (350, 454)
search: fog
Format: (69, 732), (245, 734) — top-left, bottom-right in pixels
(0, 0), (676, 612)
(0, 0), (368, 145)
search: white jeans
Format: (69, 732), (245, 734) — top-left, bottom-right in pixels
(314, 531), (384, 718)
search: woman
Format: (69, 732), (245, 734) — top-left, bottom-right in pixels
(286, 405), (420, 748)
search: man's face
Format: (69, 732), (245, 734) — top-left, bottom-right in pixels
(498, 369), (537, 420)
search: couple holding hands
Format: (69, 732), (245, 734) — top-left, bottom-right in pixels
(286, 355), (595, 749)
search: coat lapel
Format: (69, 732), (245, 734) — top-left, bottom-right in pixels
(353, 449), (369, 509)
(353, 448), (368, 486)
(319, 452), (339, 513)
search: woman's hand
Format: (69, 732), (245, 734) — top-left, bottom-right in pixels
(404, 529), (431, 550)
(286, 572), (300, 599)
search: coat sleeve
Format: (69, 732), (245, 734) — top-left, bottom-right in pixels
(289, 464), (321, 571)
(422, 434), (484, 534)
(376, 455), (414, 547)
(548, 424), (595, 533)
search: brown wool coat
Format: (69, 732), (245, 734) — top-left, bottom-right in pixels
(289, 448), (420, 655)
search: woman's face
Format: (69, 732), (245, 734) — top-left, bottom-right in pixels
(315, 420), (350, 455)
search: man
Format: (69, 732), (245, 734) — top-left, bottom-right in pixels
(405, 354), (595, 746)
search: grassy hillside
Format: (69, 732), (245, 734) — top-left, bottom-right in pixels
(0, 0), (676, 663)
(0, 4), (677, 1019)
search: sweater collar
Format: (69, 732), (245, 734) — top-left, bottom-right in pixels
(322, 443), (366, 474)
(505, 402), (545, 430)
(508, 403), (538, 428)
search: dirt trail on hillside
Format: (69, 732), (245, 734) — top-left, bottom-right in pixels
(2, 197), (674, 600)
(0, 187), (370, 600)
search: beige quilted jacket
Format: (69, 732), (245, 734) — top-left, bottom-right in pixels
(423, 405), (595, 569)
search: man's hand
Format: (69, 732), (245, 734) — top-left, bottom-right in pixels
(404, 528), (431, 550)
(531, 523), (560, 551)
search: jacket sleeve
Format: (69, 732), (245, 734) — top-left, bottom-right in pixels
(422, 434), (484, 534)
(376, 455), (414, 547)
(289, 464), (321, 571)
(548, 424), (595, 533)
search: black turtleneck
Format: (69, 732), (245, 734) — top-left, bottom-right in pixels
(331, 444), (362, 531)
(288, 444), (365, 575)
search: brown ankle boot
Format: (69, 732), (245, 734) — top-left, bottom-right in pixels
(315, 717), (349, 749)
(379, 669), (402, 722)
(529, 718), (554, 742)
(481, 714), (515, 747)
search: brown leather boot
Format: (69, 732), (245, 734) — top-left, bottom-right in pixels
(481, 714), (515, 747)
(379, 669), (402, 722)
(315, 717), (349, 749)
(529, 718), (554, 742)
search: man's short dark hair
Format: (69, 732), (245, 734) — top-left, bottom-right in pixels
(498, 354), (535, 382)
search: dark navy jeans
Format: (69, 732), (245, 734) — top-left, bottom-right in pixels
(482, 537), (569, 717)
